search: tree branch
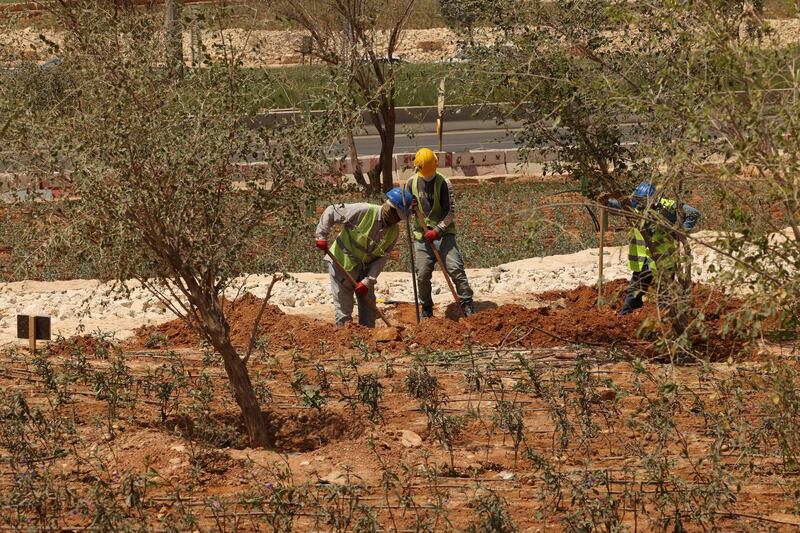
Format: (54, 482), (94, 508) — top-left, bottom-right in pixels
(242, 274), (282, 365)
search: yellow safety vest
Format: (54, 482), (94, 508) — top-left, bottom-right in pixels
(330, 205), (398, 272)
(628, 198), (678, 274)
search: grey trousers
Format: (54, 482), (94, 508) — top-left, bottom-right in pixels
(328, 262), (377, 328)
(414, 234), (474, 314)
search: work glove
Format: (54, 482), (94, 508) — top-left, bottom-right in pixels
(315, 239), (328, 251)
(355, 282), (369, 296)
(424, 228), (440, 241)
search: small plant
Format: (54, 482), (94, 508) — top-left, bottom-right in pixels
(292, 371), (327, 411)
(406, 362), (462, 468)
(141, 351), (186, 423)
(32, 347), (70, 406)
(200, 341), (222, 367)
(253, 335), (272, 364)
(61, 341), (91, 386)
(241, 459), (307, 531)
(144, 332), (167, 349)
(516, 353), (546, 396)
(493, 400), (526, 466)
(568, 354), (601, 444)
(91, 351), (135, 436)
(405, 362), (439, 401)
(252, 371), (273, 405)
(356, 373), (383, 423)
(466, 491), (518, 533)
(91, 329), (116, 360)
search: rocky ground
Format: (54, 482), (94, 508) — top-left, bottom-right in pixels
(3, 20), (799, 67)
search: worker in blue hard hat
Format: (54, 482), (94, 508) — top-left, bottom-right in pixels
(602, 182), (701, 316)
(315, 187), (414, 327)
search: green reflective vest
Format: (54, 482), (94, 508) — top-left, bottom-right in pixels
(411, 173), (457, 240)
(628, 198), (678, 274)
(330, 205), (398, 273)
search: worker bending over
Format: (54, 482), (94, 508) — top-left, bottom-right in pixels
(406, 148), (475, 318)
(605, 182), (700, 316)
(315, 187), (413, 327)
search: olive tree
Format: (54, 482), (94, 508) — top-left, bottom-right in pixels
(2, 2), (340, 446)
(270, 0), (416, 193)
(454, 0), (766, 348)
(676, 11), (800, 344)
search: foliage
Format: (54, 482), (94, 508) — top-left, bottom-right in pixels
(0, 1), (344, 446)
(271, 0), (417, 192)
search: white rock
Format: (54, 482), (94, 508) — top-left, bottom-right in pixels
(400, 430), (423, 448)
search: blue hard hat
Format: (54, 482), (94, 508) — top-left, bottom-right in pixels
(631, 181), (656, 209)
(386, 187), (414, 216)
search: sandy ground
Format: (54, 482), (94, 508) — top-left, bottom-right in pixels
(0, 231), (726, 347)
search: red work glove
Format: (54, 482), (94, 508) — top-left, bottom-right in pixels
(355, 282), (369, 296)
(315, 239), (328, 251)
(424, 228), (439, 241)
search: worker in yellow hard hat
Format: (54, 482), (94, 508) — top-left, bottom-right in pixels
(405, 148), (475, 318)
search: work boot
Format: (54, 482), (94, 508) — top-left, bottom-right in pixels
(462, 302), (475, 317)
(421, 307), (433, 319)
(619, 294), (643, 316)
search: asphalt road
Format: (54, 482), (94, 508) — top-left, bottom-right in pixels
(353, 121), (521, 154)
(349, 118), (644, 156)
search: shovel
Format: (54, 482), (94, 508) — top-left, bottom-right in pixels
(403, 185), (421, 324)
(413, 204), (464, 318)
(325, 249), (392, 327)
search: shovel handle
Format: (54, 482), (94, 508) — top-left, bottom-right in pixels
(413, 205), (464, 317)
(325, 249), (392, 327)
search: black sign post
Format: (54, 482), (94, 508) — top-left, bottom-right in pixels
(16, 315), (51, 355)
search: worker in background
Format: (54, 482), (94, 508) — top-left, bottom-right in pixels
(315, 187), (414, 328)
(406, 148), (475, 318)
(603, 182), (700, 316)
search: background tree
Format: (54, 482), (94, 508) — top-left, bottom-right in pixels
(1, 1), (341, 446)
(271, 0), (416, 193)
(454, 0), (773, 349)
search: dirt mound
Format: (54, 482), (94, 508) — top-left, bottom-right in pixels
(412, 282), (641, 350)
(130, 293), (377, 354)
(48, 333), (117, 358)
(128, 282), (746, 358)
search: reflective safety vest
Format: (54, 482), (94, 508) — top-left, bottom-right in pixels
(411, 173), (456, 240)
(329, 205), (398, 273)
(628, 198), (678, 274)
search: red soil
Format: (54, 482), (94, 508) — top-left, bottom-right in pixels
(129, 281), (746, 359)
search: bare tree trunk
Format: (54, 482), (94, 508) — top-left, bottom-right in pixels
(198, 298), (273, 448)
(670, 240), (692, 339)
(381, 105), (396, 193)
(165, 0), (184, 80)
(367, 152), (383, 194)
(216, 336), (274, 447)
(345, 130), (370, 191)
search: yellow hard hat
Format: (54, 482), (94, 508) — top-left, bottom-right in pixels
(414, 148), (438, 178)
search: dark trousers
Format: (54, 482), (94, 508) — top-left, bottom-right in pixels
(623, 267), (654, 311)
(414, 234), (474, 315)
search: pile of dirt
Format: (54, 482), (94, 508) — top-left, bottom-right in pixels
(130, 293), (377, 354)
(412, 281), (642, 350)
(48, 333), (117, 358)
(128, 281), (747, 358)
